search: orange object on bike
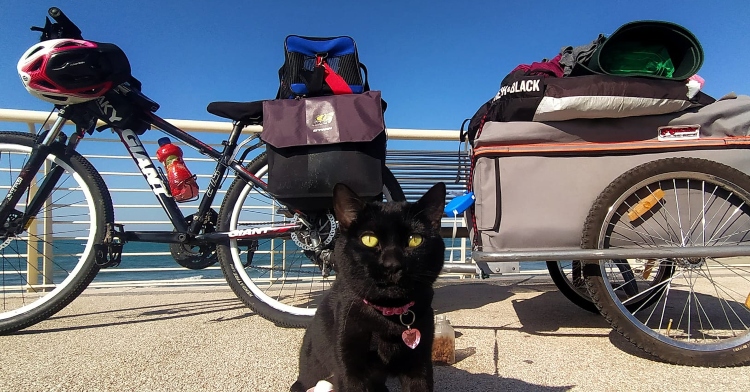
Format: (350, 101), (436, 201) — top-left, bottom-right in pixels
(156, 137), (199, 202)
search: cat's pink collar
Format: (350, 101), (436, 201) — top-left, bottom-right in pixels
(363, 299), (415, 316)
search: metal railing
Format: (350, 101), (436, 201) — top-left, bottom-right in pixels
(0, 108), (505, 288)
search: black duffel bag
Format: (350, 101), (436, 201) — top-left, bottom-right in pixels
(261, 90), (386, 211)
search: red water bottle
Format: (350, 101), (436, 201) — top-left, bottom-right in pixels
(156, 137), (199, 202)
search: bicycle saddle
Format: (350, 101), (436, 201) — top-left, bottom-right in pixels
(207, 100), (264, 124)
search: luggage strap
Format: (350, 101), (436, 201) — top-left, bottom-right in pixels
(317, 55), (353, 94)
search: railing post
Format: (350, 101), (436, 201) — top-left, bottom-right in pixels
(42, 159), (54, 291)
(25, 122), (40, 292)
(26, 205), (39, 292)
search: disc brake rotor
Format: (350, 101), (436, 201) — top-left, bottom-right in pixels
(291, 212), (337, 251)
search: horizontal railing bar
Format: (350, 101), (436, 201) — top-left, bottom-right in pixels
(89, 157), (220, 164)
(98, 266), (220, 272)
(394, 176), (466, 181)
(88, 279), (228, 288)
(109, 205), (222, 209)
(389, 160), (469, 164)
(98, 172), (231, 181)
(388, 150), (469, 155)
(388, 156), (468, 160)
(0, 108), (460, 141)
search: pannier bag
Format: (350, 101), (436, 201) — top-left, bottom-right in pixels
(467, 95), (750, 252)
(261, 91), (386, 211)
(277, 35), (369, 99)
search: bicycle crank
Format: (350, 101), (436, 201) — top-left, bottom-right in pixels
(170, 210), (218, 270)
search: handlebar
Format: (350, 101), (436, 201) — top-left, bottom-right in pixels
(48, 7), (82, 39)
(31, 7), (83, 41)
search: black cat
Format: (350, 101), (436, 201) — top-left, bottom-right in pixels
(291, 182), (446, 392)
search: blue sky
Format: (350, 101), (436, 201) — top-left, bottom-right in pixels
(2, 0), (750, 134)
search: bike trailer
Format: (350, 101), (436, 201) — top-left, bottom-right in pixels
(468, 95), (750, 251)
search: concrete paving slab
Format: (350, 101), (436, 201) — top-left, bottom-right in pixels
(1, 279), (748, 391)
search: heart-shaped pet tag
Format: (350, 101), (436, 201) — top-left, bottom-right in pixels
(402, 328), (421, 349)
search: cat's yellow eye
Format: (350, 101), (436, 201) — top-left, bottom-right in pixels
(360, 234), (379, 248)
(408, 234), (423, 248)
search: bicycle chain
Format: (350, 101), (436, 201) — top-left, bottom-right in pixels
(0, 236), (15, 251)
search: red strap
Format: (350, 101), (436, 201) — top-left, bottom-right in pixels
(322, 62), (353, 94)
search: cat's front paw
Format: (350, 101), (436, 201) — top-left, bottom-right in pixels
(306, 380), (334, 392)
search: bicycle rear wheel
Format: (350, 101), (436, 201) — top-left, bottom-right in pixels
(583, 157), (750, 366)
(0, 132), (112, 334)
(217, 152), (404, 328)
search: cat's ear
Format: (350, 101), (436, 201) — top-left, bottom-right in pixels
(415, 182), (446, 230)
(333, 183), (365, 231)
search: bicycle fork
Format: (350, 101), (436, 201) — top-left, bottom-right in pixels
(0, 114), (72, 237)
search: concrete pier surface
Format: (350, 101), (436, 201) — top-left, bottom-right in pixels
(2, 277), (748, 392)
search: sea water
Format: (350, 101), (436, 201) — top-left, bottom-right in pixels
(90, 239), (546, 283)
(3, 239), (545, 286)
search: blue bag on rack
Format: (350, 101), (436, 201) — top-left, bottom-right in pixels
(277, 35), (369, 99)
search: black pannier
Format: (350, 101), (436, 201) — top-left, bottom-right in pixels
(261, 91), (386, 211)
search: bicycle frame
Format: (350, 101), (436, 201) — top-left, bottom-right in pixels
(0, 103), (304, 248)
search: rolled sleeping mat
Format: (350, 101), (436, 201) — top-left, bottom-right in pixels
(573, 20), (704, 80)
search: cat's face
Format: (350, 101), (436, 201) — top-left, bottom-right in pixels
(333, 183), (446, 305)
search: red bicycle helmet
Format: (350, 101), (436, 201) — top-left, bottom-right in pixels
(17, 39), (131, 104)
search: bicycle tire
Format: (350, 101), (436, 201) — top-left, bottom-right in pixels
(547, 258), (673, 314)
(0, 131), (113, 334)
(582, 157), (750, 366)
(217, 152), (405, 328)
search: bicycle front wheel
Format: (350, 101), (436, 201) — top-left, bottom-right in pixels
(217, 152), (405, 327)
(0, 132), (112, 334)
(583, 157), (750, 366)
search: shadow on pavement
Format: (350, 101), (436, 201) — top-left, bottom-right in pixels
(433, 366), (574, 392)
(14, 297), (250, 335)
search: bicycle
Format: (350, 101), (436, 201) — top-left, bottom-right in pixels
(0, 7), (405, 334)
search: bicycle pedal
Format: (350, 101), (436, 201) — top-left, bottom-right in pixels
(94, 243), (120, 268)
(95, 223), (126, 268)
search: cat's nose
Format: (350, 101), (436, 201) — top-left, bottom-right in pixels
(381, 252), (403, 275)
(380, 249), (404, 282)
(381, 257), (402, 272)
